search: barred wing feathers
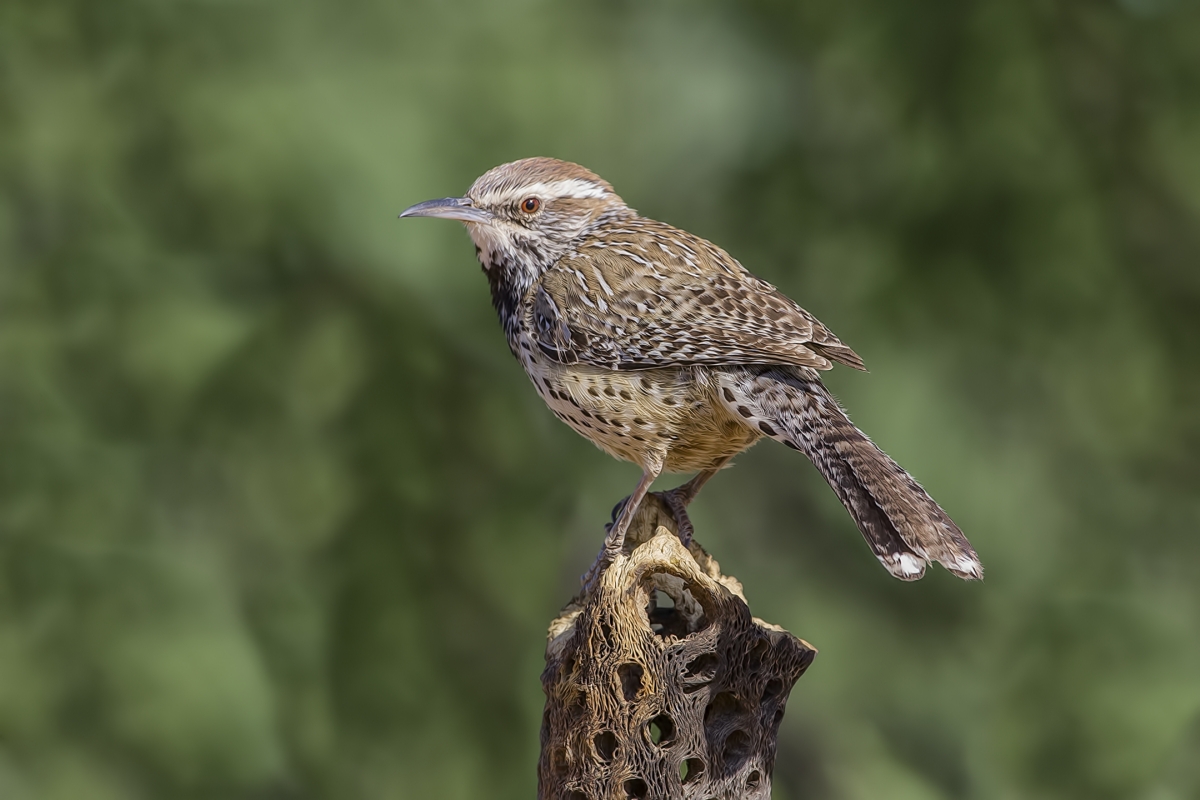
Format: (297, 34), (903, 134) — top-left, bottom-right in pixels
(528, 221), (866, 373)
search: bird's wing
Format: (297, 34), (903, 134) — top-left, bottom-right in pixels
(527, 225), (865, 372)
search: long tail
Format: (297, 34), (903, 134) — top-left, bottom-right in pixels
(718, 366), (982, 581)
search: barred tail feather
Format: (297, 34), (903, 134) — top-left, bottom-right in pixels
(719, 367), (982, 581)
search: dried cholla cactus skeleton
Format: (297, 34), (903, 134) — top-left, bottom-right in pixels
(539, 496), (815, 800)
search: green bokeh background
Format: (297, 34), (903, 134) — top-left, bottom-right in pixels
(3, 1), (1199, 798)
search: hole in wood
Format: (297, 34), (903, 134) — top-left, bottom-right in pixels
(704, 691), (743, 727)
(565, 791), (589, 800)
(593, 731), (617, 762)
(683, 652), (719, 684)
(623, 778), (648, 799)
(647, 589), (675, 637)
(648, 714), (675, 747)
(747, 769), (762, 790)
(618, 662), (644, 702)
(722, 729), (752, 773)
(747, 637), (770, 669)
(680, 757), (705, 785)
(643, 573), (708, 638)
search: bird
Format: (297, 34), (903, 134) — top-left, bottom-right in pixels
(399, 157), (981, 587)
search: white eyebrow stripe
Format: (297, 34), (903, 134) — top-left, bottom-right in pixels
(488, 179), (608, 205)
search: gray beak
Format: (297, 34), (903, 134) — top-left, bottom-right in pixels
(398, 196), (493, 223)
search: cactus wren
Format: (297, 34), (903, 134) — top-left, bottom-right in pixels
(400, 158), (981, 585)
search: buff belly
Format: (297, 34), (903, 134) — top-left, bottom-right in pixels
(520, 356), (762, 473)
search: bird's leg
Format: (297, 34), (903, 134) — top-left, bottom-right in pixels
(657, 456), (734, 548)
(582, 466), (660, 593)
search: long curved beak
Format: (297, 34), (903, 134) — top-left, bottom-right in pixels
(398, 197), (493, 223)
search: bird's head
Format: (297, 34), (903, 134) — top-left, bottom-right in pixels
(399, 157), (631, 275)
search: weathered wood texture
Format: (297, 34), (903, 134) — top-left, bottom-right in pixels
(539, 495), (816, 800)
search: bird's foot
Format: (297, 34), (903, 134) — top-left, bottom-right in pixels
(580, 543), (620, 595)
(582, 495), (634, 594)
(605, 495), (630, 533)
(656, 487), (696, 549)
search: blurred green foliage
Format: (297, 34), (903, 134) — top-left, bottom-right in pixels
(2, 0), (1199, 798)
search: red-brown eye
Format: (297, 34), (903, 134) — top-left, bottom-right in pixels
(521, 196), (541, 214)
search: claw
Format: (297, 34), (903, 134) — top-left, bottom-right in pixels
(585, 470), (660, 594)
(657, 489), (696, 549)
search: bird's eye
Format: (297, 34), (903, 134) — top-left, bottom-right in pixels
(520, 196), (541, 214)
